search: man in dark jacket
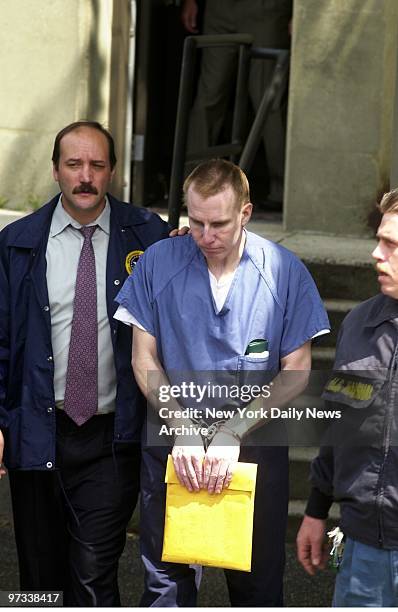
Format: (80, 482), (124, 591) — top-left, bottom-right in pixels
(297, 188), (398, 606)
(0, 121), (170, 606)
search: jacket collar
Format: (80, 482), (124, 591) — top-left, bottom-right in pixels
(107, 193), (158, 228)
(364, 294), (398, 328)
(8, 196), (59, 248)
(8, 192), (152, 249)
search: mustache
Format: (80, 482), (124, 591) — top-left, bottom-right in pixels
(376, 263), (389, 274)
(72, 183), (98, 195)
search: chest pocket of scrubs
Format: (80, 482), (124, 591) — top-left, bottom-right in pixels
(238, 355), (270, 370)
(237, 354), (272, 388)
(321, 373), (387, 449)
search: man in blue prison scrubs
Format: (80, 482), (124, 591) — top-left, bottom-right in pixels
(115, 159), (329, 607)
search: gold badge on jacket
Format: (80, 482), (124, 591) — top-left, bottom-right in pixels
(125, 250), (144, 275)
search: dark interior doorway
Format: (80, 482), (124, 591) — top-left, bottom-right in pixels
(132, 0), (289, 220)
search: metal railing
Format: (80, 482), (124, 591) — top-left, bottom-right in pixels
(168, 34), (290, 228)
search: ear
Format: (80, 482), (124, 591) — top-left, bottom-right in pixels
(241, 202), (253, 226)
(110, 167), (116, 182)
(52, 163), (59, 182)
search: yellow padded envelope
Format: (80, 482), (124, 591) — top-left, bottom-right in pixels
(161, 455), (257, 572)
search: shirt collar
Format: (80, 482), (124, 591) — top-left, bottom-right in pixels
(364, 294), (398, 328)
(49, 196), (111, 237)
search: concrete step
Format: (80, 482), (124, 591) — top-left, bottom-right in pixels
(311, 346), (335, 370)
(322, 298), (360, 346)
(305, 261), (378, 302)
(274, 231), (378, 302)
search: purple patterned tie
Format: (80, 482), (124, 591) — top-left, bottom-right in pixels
(64, 225), (98, 425)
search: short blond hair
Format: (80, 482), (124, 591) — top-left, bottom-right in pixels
(379, 188), (398, 214)
(183, 159), (250, 210)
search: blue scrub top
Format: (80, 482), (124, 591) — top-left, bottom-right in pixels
(116, 232), (329, 375)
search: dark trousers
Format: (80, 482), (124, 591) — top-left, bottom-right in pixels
(140, 445), (288, 607)
(9, 411), (140, 607)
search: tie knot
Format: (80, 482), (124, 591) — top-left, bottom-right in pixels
(80, 225), (97, 240)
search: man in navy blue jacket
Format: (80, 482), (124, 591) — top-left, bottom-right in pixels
(0, 121), (169, 606)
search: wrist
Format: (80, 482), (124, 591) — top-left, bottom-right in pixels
(305, 487), (333, 520)
(217, 423), (241, 443)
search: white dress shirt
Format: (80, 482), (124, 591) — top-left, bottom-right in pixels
(46, 197), (117, 414)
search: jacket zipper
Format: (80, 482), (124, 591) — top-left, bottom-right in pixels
(376, 344), (398, 546)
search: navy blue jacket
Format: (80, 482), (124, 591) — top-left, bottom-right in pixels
(0, 194), (169, 469)
(308, 294), (398, 549)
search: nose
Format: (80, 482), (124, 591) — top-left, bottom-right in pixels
(201, 226), (215, 245)
(78, 164), (93, 183)
(372, 242), (384, 261)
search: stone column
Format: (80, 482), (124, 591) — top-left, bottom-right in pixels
(284, 0), (398, 236)
(0, 0), (125, 209)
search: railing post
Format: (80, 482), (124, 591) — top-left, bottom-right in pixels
(239, 49), (289, 174)
(168, 36), (197, 229)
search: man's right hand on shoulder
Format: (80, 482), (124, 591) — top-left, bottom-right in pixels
(0, 429), (7, 479)
(296, 515), (328, 575)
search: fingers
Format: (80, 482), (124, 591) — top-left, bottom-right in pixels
(297, 540), (317, 576)
(168, 226), (190, 238)
(296, 516), (327, 575)
(203, 456), (235, 494)
(177, 226), (190, 236)
(202, 457), (211, 489)
(172, 454), (190, 490)
(224, 466), (233, 489)
(171, 446), (204, 492)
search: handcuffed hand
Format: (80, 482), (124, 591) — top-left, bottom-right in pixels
(203, 430), (240, 494)
(172, 432), (205, 492)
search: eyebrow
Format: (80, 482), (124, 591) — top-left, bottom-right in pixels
(65, 158), (106, 164)
(189, 215), (229, 224)
(376, 231), (398, 242)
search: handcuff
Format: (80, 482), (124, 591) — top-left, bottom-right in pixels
(191, 418), (242, 450)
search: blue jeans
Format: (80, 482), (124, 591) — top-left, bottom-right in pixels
(333, 537), (398, 607)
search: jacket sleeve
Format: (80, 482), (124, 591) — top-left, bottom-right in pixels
(305, 445), (334, 519)
(0, 229), (10, 429)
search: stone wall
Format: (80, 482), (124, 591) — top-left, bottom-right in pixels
(284, 0), (398, 236)
(0, 0), (130, 209)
